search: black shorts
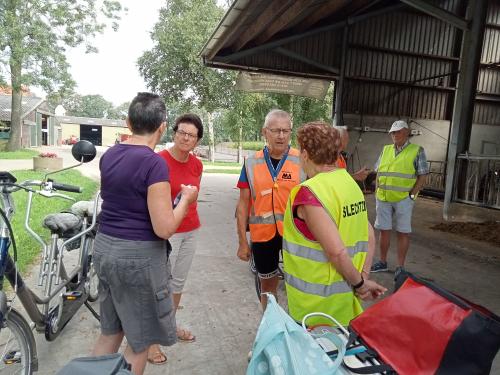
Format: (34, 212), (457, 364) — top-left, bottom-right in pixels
(251, 233), (282, 278)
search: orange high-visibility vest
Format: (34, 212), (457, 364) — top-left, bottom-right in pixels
(336, 154), (347, 169)
(244, 148), (304, 242)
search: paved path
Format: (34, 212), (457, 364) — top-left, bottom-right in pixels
(1, 146), (499, 374)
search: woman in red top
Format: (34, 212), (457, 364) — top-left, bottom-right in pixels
(148, 114), (203, 365)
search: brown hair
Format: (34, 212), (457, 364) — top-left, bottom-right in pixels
(297, 121), (341, 165)
(173, 113), (203, 139)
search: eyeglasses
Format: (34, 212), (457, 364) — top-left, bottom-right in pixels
(175, 129), (198, 140)
(267, 128), (292, 135)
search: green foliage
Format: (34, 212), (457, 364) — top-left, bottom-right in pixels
(202, 169), (240, 175)
(267, 89), (334, 128)
(1, 0), (124, 150)
(219, 92), (275, 142)
(202, 161), (241, 167)
(8, 169), (99, 272)
(64, 94), (114, 118)
(230, 141), (265, 151)
(138, 0), (234, 111)
(0, 149), (39, 159)
(218, 88), (333, 144)
(137, 0), (333, 147)
(107, 101), (130, 120)
(47, 92), (129, 120)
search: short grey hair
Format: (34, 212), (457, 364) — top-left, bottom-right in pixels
(263, 109), (292, 129)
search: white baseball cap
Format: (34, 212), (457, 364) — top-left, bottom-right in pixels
(389, 120), (409, 133)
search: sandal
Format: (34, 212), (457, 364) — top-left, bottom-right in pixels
(147, 349), (167, 365)
(177, 328), (196, 343)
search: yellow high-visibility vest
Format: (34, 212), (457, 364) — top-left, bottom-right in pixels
(376, 143), (419, 202)
(283, 169), (368, 326)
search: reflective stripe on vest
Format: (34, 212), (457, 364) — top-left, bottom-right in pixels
(284, 272), (352, 296)
(245, 148), (303, 242)
(283, 239), (368, 263)
(283, 169), (368, 326)
(376, 143), (419, 202)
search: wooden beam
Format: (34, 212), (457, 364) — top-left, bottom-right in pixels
(206, 2), (262, 60)
(295, 0), (352, 32)
(253, 0), (322, 46)
(217, 4), (406, 64)
(232, 0), (295, 52)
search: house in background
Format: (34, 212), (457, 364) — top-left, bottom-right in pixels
(0, 93), (57, 147)
(56, 115), (129, 146)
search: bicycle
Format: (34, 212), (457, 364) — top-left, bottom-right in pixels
(0, 140), (100, 374)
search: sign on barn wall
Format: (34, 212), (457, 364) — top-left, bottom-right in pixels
(235, 72), (330, 100)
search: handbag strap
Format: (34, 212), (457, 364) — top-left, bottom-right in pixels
(343, 331), (395, 374)
(302, 312), (350, 336)
(301, 312), (347, 374)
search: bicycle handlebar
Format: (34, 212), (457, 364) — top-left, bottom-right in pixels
(0, 179), (82, 195)
(48, 181), (82, 193)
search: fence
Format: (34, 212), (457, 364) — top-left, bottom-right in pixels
(399, 157), (500, 210)
(426, 160), (446, 192)
(454, 154), (500, 209)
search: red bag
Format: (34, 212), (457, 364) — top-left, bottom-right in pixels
(347, 271), (500, 375)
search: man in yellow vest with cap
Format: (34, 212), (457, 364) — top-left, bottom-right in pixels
(371, 120), (428, 277)
(236, 109), (305, 310)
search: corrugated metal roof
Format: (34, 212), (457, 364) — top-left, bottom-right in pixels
(56, 115), (126, 128)
(202, 0), (500, 124)
(0, 94), (46, 122)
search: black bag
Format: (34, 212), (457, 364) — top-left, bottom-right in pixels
(57, 353), (133, 375)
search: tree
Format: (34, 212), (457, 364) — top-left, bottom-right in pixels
(64, 94), (114, 118)
(138, 0), (233, 161)
(108, 101), (130, 120)
(0, 0), (124, 150)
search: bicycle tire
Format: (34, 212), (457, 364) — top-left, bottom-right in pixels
(254, 254), (284, 302)
(249, 251), (257, 275)
(81, 236), (99, 302)
(0, 308), (36, 375)
(254, 272), (262, 301)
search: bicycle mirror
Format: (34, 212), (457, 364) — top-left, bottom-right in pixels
(72, 140), (97, 163)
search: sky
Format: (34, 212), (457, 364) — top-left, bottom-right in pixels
(65, 0), (165, 106)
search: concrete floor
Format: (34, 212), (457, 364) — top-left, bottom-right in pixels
(1, 147), (499, 374)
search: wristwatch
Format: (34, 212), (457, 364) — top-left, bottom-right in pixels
(352, 276), (365, 290)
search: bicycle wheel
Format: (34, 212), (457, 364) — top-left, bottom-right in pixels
(82, 236), (99, 302)
(254, 272), (262, 301)
(0, 308), (35, 375)
(249, 250), (257, 275)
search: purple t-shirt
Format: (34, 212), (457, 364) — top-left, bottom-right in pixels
(99, 144), (169, 241)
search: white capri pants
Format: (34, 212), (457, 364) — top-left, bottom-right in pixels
(168, 229), (199, 294)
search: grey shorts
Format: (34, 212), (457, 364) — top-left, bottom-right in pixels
(93, 232), (177, 353)
(374, 197), (415, 233)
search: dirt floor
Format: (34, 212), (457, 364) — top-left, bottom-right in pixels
(431, 221), (500, 247)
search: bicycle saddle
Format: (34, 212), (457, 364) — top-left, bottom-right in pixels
(43, 212), (82, 236)
(71, 200), (102, 218)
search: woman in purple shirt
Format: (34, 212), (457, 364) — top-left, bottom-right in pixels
(91, 93), (198, 375)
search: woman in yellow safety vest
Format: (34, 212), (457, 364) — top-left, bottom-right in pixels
(283, 122), (387, 326)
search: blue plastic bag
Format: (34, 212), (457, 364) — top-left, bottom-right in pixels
(247, 294), (345, 375)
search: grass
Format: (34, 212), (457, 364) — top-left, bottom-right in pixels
(231, 142), (264, 151)
(203, 169), (240, 174)
(202, 161), (242, 167)
(6, 169), (99, 272)
(0, 149), (40, 159)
